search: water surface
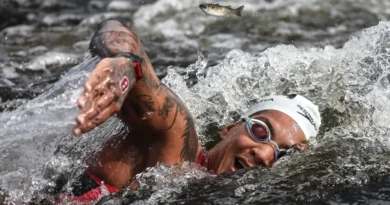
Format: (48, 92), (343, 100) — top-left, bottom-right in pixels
(1, 0), (390, 204)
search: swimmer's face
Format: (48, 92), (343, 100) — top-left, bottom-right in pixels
(206, 110), (306, 174)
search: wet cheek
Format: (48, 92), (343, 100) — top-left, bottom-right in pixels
(228, 126), (256, 150)
(263, 144), (276, 155)
(232, 134), (255, 150)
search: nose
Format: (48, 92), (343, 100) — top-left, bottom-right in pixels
(199, 4), (206, 9)
(249, 145), (276, 167)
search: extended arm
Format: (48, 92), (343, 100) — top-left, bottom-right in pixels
(73, 20), (199, 162)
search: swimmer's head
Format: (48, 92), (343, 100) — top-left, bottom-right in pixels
(206, 94), (321, 174)
(243, 94), (321, 140)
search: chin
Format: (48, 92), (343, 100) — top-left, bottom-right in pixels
(206, 143), (238, 174)
(205, 150), (226, 174)
(206, 155), (234, 175)
(214, 155), (252, 175)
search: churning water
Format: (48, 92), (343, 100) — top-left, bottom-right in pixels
(1, 0), (390, 204)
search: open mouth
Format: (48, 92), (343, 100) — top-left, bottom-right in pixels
(234, 158), (248, 170)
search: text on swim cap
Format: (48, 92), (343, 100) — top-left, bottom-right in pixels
(297, 104), (317, 131)
(259, 98), (274, 103)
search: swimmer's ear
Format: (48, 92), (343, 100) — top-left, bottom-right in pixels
(292, 140), (309, 151)
(220, 122), (240, 140)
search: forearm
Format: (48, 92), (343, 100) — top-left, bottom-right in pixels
(84, 20), (199, 162)
(88, 20), (164, 128)
(89, 20), (160, 91)
(88, 20), (161, 96)
(77, 20), (195, 139)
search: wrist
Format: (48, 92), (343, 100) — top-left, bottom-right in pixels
(108, 57), (136, 96)
(115, 52), (143, 81)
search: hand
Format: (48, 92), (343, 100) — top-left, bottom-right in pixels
(73, 57), (136, 136)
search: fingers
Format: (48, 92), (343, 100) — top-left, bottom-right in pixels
(77, 102), (98, 124)
(73, 100), (120, 136)
(78, 75), (112, 109)
(73, 58), (129, 136)
(95, 90), (116, 111)
(77, 61), (111, 109)
(73, 121), (95, 136)
(94, 103), (117, 124)
(73, 85), (119, 136)
(77, 94), (89, 109)
(84, 60), (111, 91)
(84, 70), (106, 92)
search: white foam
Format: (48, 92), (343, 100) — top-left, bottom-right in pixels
(22, 52), (79, 71)
(163, 21), (390, 146)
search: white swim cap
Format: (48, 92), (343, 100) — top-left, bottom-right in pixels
(243, 94), (321, 140)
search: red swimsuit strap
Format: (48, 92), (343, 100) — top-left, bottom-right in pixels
(84, 170), (119, 193)
(63, 170), (119, 203)
(196, 142), (206, 167)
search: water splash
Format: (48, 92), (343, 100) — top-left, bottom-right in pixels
(97, 162), (211, 205)
(1, 4), (390, 205)
(134, 0), (390, 76)
(0, 56), (129, 202)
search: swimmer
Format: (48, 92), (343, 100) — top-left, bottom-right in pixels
(63, 20), (321, 202)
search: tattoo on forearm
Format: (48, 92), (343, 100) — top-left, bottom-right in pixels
(137, 95), (156, 112)
(156, 86), (165, 96)
(163, 109), (179, 131)
(91, 29), (140, 57)
(127, 95), (156, 118)
(139, 53), (161, 92)
(160, 90), (198, 161)
(109, 38), (136, 51)
(180, 108), (198, 162)
(129, 100), (144, 117)
(158, 96), (175, 120)
(125, 85), (198, 162)
(100, 30), (139, 45)
(141, 78), (161, 92)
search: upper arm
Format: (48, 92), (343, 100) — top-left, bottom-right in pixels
(121, 52), (199, 162)
(121, 81), (199, 162)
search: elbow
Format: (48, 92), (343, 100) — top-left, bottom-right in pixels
(89, 19), (140, 58)
(89, 20), (124, 57)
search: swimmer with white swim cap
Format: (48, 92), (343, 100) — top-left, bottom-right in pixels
(60, 20), (322, 202)
(205, 94), (321, 173)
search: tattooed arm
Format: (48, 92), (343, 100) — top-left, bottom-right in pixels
(73, 20), (198, 163)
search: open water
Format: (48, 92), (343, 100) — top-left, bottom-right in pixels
(1, 0), (390, 204)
